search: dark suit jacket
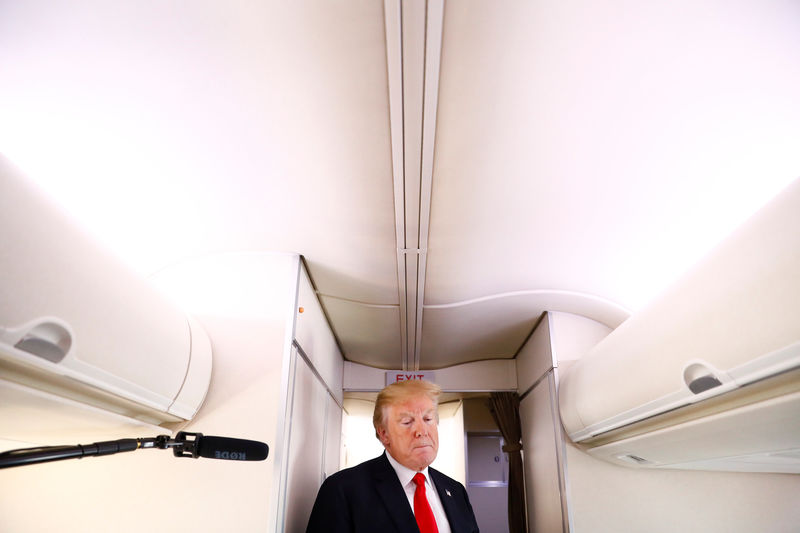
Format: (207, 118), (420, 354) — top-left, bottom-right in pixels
(306, 452), (479, 533)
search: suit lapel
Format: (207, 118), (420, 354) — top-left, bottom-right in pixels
(372, 453), (420, 533)
(429, 468), (464, 532)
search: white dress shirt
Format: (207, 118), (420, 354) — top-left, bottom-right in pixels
(385, 452), (452, 533)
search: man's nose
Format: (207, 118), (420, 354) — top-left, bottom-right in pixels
(412, 420), (427, 436)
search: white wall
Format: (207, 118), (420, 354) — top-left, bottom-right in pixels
(0, 252), (300, 532)
(281, 347), (343, 533)
(520, 372), (568, 533)
(342, 398), (386, 468)
(0, 308), (291, 532)
(516, 313), (570, 532)
(433, 400), (466, 485)
(548, 311), (800, 533)
(566, 443), (800, 533)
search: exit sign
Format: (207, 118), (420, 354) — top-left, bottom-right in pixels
(385, 371), (436, 386)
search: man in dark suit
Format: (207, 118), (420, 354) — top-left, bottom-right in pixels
(306, 380), (479, 533)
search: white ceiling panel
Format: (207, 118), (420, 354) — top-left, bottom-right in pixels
(426, 0), (800, 314)
(420, 289), (631, 370)
(318, 296), (402, 369)
(0, 0), (399, 305)
(2, 1), (799, 371)
(421, 302), (538, 369)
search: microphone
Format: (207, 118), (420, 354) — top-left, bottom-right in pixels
(172, 432), (269, 461)
(197, 435), (269, 461)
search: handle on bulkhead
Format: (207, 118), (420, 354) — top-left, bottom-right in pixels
(683, 362), (723, 394)
(1, 318), (73, 363)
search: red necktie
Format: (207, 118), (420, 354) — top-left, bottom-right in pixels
(412, 473), (439, 533)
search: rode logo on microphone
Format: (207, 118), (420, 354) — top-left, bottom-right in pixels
(215, 450), (246, 460)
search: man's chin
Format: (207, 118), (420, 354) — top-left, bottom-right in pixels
(411, 449), (437, 468)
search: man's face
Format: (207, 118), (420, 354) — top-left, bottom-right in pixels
(377, 394), (439, 471)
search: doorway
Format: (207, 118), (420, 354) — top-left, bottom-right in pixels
(466, 434), (510, 533)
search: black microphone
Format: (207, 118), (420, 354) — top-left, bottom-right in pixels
(172, 431), (269, 461)
(197, 435), (269, 461)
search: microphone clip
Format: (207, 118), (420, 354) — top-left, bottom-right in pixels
(137, 432), (203, 459)
(172, 431), (203, 459)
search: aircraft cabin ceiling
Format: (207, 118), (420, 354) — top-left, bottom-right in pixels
(1, 1), (799, 371)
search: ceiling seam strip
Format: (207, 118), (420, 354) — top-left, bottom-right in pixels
(423, 289), (634, 311)
(401, 0), (425, 372)
(401, 0), (422, 373)
(399, 0), (411, 374)
(411, 0), (429, 373)
(412, 0), (444, 371)
(384, 0), (409, 370)
(316, 292), (400, 309)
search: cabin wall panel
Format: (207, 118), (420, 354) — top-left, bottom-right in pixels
(0, 159), (204, 420)
(295, 265), (344, 401)
(548, 311), (613, 363)
(515, 313), (553, 393)
(467, 485), (508, 533)
(0, 311), (289, 532)
(516, 312), (623, 532)
(278, 262), (345, 532)
(277, 346), (345, 532)
(341, 398), (386, 469)
(560, 178), (800, 443)
(463, 397), (499, 433)
(323, 392), (343, 478)
(516, 312), (572, 532)
(520, 373), (568, 533)
(432, 400), (467, 485)
(282, 347), (329, 533)
(551, 312), (800, 532)
(0, 252), (317, 532)
(566, 442), (800, 533)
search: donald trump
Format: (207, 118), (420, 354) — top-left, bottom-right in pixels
(306, 379), (479, 533)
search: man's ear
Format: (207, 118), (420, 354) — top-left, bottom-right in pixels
(377, 426), (390, 445)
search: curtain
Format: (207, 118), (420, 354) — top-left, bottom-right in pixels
(488, 392), (527, 533)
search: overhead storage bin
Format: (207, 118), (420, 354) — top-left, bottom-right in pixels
(0, 155), (212, 428)
(558, 178), (800, 471)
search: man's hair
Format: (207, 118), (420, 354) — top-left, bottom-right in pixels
(373, 379), (442, 438)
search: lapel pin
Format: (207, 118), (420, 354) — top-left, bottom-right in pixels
(446, 489), (452, 497)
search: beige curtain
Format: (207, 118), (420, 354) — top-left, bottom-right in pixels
(488, 392), (527, 533)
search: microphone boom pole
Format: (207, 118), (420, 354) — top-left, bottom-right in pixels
(0, 432), (268, 469)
